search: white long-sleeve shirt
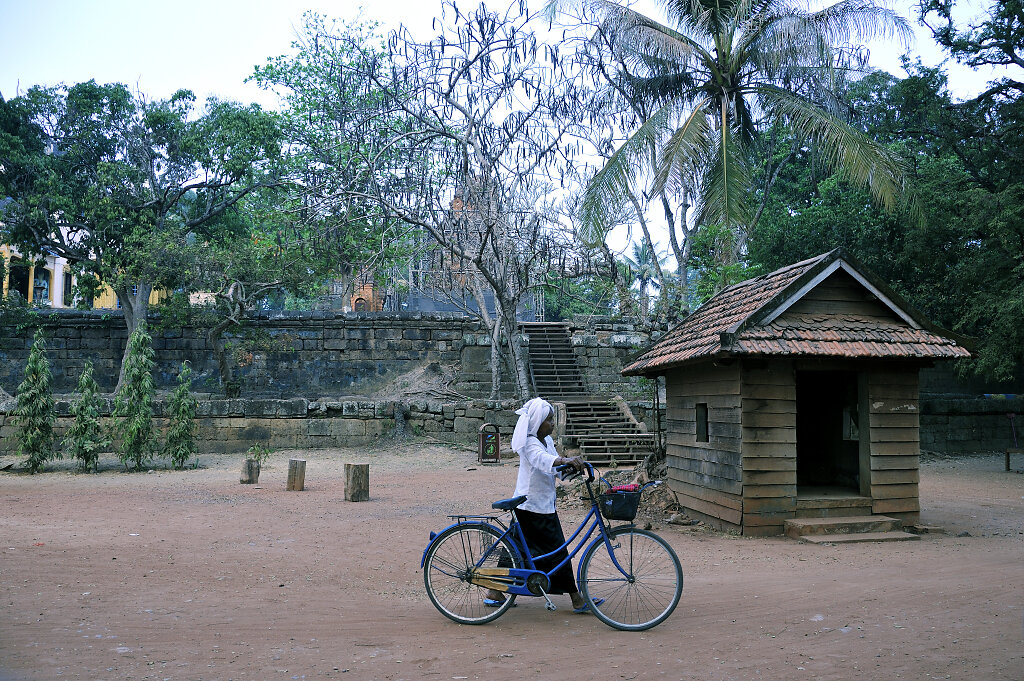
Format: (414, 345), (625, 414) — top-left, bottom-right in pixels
(513, 434), (560, 514)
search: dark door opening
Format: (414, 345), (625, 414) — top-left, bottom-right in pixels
(7, 262), (30, 302)
(796, 370), (860, 492)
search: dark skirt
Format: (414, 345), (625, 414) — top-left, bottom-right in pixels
(515, 509), (577, 594)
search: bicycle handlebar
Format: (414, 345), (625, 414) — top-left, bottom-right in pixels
(556, 460), (595, 483)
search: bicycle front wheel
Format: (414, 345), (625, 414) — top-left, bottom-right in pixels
(579, 527), (683, 631)
(423, 523), (520, 625)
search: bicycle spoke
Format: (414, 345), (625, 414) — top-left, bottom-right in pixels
(580, 528), (683, 631)
(424, 524), (519, 625)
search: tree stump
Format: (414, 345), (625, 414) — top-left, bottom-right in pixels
(240, 459), (260, 484)
(345, 463), (369, 501)
(287, 459), (306, 491)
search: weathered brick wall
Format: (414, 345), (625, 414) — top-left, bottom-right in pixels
(567, 317), (657, 399)
(0, 396), (527, 456)
(920, 397), (1024, 454)
(0, 312), (661, 457)
(0, 310), (497, 398)
(0, 311), (652, 400)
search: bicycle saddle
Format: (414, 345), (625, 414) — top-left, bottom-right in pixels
(491, 495), (527, 511)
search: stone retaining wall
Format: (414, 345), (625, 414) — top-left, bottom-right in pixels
(0, 311), (651, 400)
(920, 396), (1024, 454)
(0, 397), (658, 457)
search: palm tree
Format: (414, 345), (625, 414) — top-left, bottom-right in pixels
(547, 0), (914, 259)
(623, 241), (668, 317)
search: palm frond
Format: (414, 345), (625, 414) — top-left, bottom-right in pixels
(653, 98), (714, 196)
(579, 101), (675, 242)
(756, 83), (917, 218)
(694, 109), (753, 230)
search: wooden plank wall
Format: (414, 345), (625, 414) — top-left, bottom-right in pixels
(866, 367), (921, 523)
(664, 363), (743, 532)
(786, 270), (900, 320)
(741, 359), (798, 536)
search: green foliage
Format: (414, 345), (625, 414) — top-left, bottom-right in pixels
(112, 322), (156, 471)
(747, 57), (1024, 381)
(0, 80), (283, 339)
(543, 274), (615, 321)
(249, 13), (413, 293)
(690, 225), (761, 305)
(246, 443), (272, 466)
(64, 361), (110, 472)
(163, 361), (198, 470)
(12, 328), (55, 473)
(554, 0), (913, 244)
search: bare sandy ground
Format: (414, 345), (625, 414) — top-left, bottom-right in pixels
(1, 446), (1022, 681)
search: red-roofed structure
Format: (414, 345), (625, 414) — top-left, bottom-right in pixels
(623, 250), (971, 536)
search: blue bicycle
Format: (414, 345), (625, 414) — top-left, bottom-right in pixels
(421, 462), (683, 631)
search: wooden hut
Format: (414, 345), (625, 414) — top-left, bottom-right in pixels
(622, 250), (970, 537)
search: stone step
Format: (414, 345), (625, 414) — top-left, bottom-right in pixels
(797, 531), (921, 544)
(784, 515), (904, 539)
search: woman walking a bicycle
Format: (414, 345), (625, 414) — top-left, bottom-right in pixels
(484, 397), (595, 613)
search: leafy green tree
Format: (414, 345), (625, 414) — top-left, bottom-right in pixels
(547, 0), (914, 292)
(543, 273), (616, 322)
(274, 2), (591, 399)
(112, 322), (156, 471)
(12, 328), (55, 473)
(748, 54), (1024, 381)
(63, 361), (110, 472)
(163, 361), (198, 470)
(622, 242), (667, 319)
(0, 82), (282, 391)
(250, 13), (411, 305)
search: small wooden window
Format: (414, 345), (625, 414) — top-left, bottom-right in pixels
(696, 403), (709, 443)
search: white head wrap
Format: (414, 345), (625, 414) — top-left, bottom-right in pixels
(510, 397), (553, 454)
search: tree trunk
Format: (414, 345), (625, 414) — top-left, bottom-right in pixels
(599, 240), (637, 318)
(113, 282), (153, 394)
(468, 279), (503, 401)
(501, 307), (531, 401)
(488, 320), (503, 401)
(208, 318), (239, 397)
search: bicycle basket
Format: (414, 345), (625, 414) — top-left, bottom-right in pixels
(598, 490), (642, 521)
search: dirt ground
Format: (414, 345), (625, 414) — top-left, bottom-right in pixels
(1, 446), (1022, 681)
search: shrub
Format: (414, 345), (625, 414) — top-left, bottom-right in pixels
(13, 328), (55, 473)
(113, 322), (156, 471)
(64, 361), (110, 472)
(163, 361), (198, 469)
(246, 443), (272, 466)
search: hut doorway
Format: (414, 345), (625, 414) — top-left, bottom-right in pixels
(796, 370), (861, 494)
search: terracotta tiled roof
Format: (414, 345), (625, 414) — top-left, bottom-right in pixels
(622, 250), (970, 376)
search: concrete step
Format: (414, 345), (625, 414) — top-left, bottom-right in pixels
(784, 515), (904, 539)
(797, 531), (921, 544)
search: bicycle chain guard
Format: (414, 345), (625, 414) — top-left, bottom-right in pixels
(526, 572), (550, 596)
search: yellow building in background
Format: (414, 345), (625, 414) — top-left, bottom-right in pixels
(1, 245), (164, 309)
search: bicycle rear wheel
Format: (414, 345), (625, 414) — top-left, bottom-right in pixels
(579, 527), (683, 631)
(423, 523), (520, 625)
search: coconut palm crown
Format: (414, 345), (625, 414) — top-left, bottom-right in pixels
(547, 0), (914, 241)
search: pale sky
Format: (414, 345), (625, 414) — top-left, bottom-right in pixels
(0, 0), (1002, 108)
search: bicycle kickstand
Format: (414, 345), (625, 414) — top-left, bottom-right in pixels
(537, 586), (557, 611)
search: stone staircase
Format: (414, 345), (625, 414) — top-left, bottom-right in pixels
(520, 323), (654, 466)
(521, 322), (586, 397)
(784, 516), (920, 543)
(563, 398), (655, 466)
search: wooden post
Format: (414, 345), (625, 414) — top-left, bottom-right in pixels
(240, 459), (260, 484)
(287, 459), (306, 491)
(345, 463), (369, 501)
